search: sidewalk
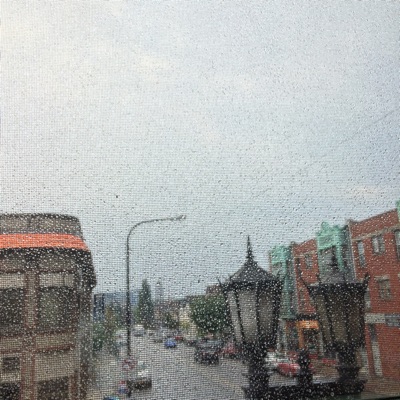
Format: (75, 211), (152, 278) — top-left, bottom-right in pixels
(364, 375), (400, 397)
(312, 359), (400, 398)
(86, 387), (130, 400)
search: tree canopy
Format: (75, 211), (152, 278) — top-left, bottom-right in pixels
(137, 279), (154, 329)
(189, 295), (229, 336)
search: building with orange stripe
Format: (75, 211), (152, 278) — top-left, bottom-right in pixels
(0, 214), (96, 400)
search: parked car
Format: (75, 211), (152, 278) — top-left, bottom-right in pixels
(265, 352), (287, 371)
(164, 338), (177, 348)
(133, 326), (145, 337)
(201, 339), (223, 352)
(174, 332), (184, 342)
(276, 357), (315, 377)
(103, 396), (121, 400)
(276, 358), (300, 377)
(133, 361), (152, 388)
(115, 329), (127, 346)
(220, 342), (241, 359)
(194, 342), (220, 364)
(184, 336), (198, 346)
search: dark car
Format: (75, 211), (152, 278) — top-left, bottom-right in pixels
(194, 342), (220, 364)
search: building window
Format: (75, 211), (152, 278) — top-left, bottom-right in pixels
(368, 324), (378, 342)
(341, 245), (349, 269)
(37, 377), (69, 400)
(320, 247), (338, 271)
(365, 288), (371, 310)
(286, 260), (294, 280)
(272, 262), (282, 274)
(0, 383), (20, 400)
(357, 241), (366, 268)
(395, 230), (400, 260)
(377, 278), (391, 300)
(289, 290), (296, 313)
(38, 287), (76, 331)
(2, 357), (20, 373)
(295, 258), (301, 276)
(298, 289), (306, 310)
(372, 234), (385, 254)
(0, 289), (24, 335)
(304, 254), (312, 269)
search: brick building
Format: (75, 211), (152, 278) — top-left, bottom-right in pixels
(348, 201), (400, 381)
(269, 200), (400, 384)
(0, 214), (96, 400)
(291, 238), (320, 354)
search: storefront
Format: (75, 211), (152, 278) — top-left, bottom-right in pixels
(296, 320), (320, 356)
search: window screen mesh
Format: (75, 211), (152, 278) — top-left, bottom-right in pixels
(1, 1), (400, 399)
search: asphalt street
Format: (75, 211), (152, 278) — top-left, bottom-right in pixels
(93, 335), (297, 400)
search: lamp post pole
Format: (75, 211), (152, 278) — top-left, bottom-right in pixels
(126, 215), (186, 357)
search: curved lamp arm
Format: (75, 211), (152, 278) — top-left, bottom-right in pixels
(126, 214), (186, 356)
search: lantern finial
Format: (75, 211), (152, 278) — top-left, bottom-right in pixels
(247, 236), (254, 262)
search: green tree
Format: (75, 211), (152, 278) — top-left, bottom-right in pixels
(189, 295), (228, 336)
(92, 305), (120, 355)
(162, 311), (179, 330)
(137, 279), (154, 329)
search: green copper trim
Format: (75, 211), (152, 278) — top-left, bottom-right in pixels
(270, 245), (291, 265)
(316, 222), (346, 250)
(316, 222), (353, 279)
(269, 245), (296, 318)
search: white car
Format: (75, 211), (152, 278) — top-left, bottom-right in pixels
(133, 361), (152, 388)
(115, 330), (127, 346)
(265, 352), (287, 371)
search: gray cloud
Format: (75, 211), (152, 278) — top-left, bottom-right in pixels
(2, 0), (399, 295)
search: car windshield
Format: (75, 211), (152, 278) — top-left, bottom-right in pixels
(1, 1), (400, 400)
(201, 343), (217, 349)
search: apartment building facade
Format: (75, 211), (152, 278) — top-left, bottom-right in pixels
(348, 201), (400, 381)
(0, 214), (96, 400)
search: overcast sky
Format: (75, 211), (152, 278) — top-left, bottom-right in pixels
(1, 1), (399, 297)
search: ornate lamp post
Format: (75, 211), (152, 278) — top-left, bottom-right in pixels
(306, 255), (370, 394)
(223, 242), (369, 400)
(221, 237), (282, 400)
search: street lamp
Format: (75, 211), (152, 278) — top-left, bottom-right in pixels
(221, 237), (282, 400)
(223, 241), (369, 400)
(125, 214), (186, 357)
(307, 255), (370, 392)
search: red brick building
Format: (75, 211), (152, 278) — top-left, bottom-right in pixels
(348, 203), (400, 381)
(270, 200), (400, 386)
(291, 239), (320, 353)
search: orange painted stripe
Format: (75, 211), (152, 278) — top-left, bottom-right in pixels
(0, 234), (89, 251)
